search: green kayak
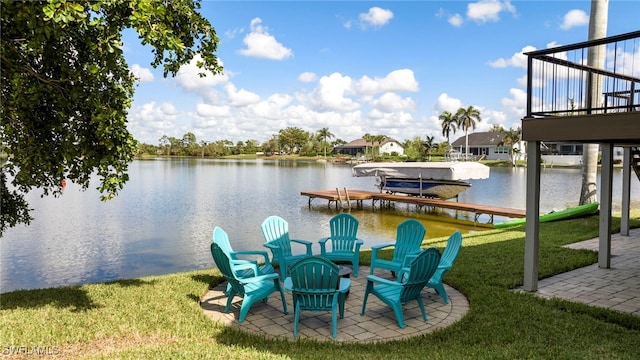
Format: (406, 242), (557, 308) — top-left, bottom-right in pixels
(494, 202), (599, 229)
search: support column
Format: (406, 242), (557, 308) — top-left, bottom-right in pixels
(599, 143), (613, 269)
(524, 141), (541, 291)
(621, 147), (631, 236)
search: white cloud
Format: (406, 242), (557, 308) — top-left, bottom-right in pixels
(371, 92), (415, 113)
(560, 9), (589, 30)
(368, 111), (415, 132)
(467, 0), (516, 23)
(130, 64), (154, 83)
(224, 27), (244, 39)
(449, 14), (464, 27)
(610, 46), (640, 77)
(433, 93), (463, 113)
(247, 93), (293, 120)
(480, 109), (508, 129)
(359, 7), (394, 28)
(489, 45), (536, 68)
(238, 18), (293, 60)
(298, 72), (318, 83)
(354, 69), (419, 95)
(196, 103), (231, 118)
(127, 102), (180, 143)
(175, 54), (228, 91)
(309, 72), (360, 112)
(225, 84), (261, 107)
(501, 88), (527, 119)
(516, 74), (527, 88)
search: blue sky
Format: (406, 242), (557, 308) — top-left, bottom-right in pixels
(123, 1), (640, 146)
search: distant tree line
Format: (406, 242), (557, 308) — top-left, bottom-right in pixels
(136, 126), (459, 162)
(136, 127), (347, 157)
(136, 108), (522, 164)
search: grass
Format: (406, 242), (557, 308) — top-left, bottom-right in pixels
(2, 212), (640, 359)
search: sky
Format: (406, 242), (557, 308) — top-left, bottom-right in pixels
(123, 0), (640, 146)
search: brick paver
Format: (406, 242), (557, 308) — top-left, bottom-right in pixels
(201, 265), (470, 342)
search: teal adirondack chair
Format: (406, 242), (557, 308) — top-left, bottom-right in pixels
(210, 242), (288, 323)
(319, 213), (364, 277)
(261, 215), (313, 280)
(360, 247), (441, 329)
(369, 219), (425, 276)
(213, 226), (275, 294)
(286, 256), (350, 339)
(427, 230), (462, 304)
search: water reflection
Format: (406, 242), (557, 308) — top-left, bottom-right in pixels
(1, 159), (638, 292)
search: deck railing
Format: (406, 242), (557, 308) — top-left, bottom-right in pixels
(525, 30), (640, 118)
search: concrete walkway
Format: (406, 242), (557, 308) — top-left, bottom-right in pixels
(200, 266), (469, 342)
(532, 228), (640, 317)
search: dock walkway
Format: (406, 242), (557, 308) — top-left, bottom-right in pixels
(301, 189), (526, 224)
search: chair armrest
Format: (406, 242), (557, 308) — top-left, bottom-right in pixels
(231, 250), (271, 265)
(355, 238), (364, 252)
(318, 236), (330, 254)
(283, 277), (293, 291)
(240, 272), (280, 284)
(337, 278), (351, 293)
(397, 267), (411, 283)
(401, 253), (420, 267)
(370, 243), (393, 259)
(290, 238), (313, 255)
(231, 261), (260, 276)
(366, 274), (402, 287)
(371, 243), (394, 251)
(290, 238), (312, 246)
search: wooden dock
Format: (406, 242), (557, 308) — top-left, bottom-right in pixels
(301, 189), (526, 224)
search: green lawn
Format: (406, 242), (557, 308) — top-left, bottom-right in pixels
(2, 213), (640, 359)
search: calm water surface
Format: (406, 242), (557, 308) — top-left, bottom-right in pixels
(2, 158), (638, 292)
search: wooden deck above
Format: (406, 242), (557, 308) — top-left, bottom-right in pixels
(301, 189), (526, 224)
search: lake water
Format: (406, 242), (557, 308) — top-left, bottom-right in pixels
(2, 158), (638, 293)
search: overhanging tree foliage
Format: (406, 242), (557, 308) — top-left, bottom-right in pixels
(0, 0), (222, 236)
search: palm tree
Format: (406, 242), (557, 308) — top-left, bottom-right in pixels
(456, 106), (482, 159)
(373, 134), (386, 158)
(317, 127), (334, 158)
(499, 127), (522, 166)
(580, 0), (608, 205)
(423, 135), (436, 160)
(438, 111), (458, 151)
(363, 133), (373, 160)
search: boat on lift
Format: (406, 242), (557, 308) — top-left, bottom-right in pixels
(351, 161), (490, 200)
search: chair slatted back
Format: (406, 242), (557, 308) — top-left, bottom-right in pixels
(328, 213), (359, 252)
(440, 231), (463, 269)
(213, 226), (234, 257)
(261, 216), (293, 258)
(210, 243), (246, 296)
(289, 256), (340, 311)
(392, 219), (426, 263)
(400, 248), (440, 302)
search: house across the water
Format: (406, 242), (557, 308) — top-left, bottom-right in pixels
(333, 137), (405, 157)
(450, 131), (524, 161)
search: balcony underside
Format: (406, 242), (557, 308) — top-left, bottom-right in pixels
(522, 112), (640, 144)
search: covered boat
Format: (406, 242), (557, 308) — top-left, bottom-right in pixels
(352, 162), (490, 200)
